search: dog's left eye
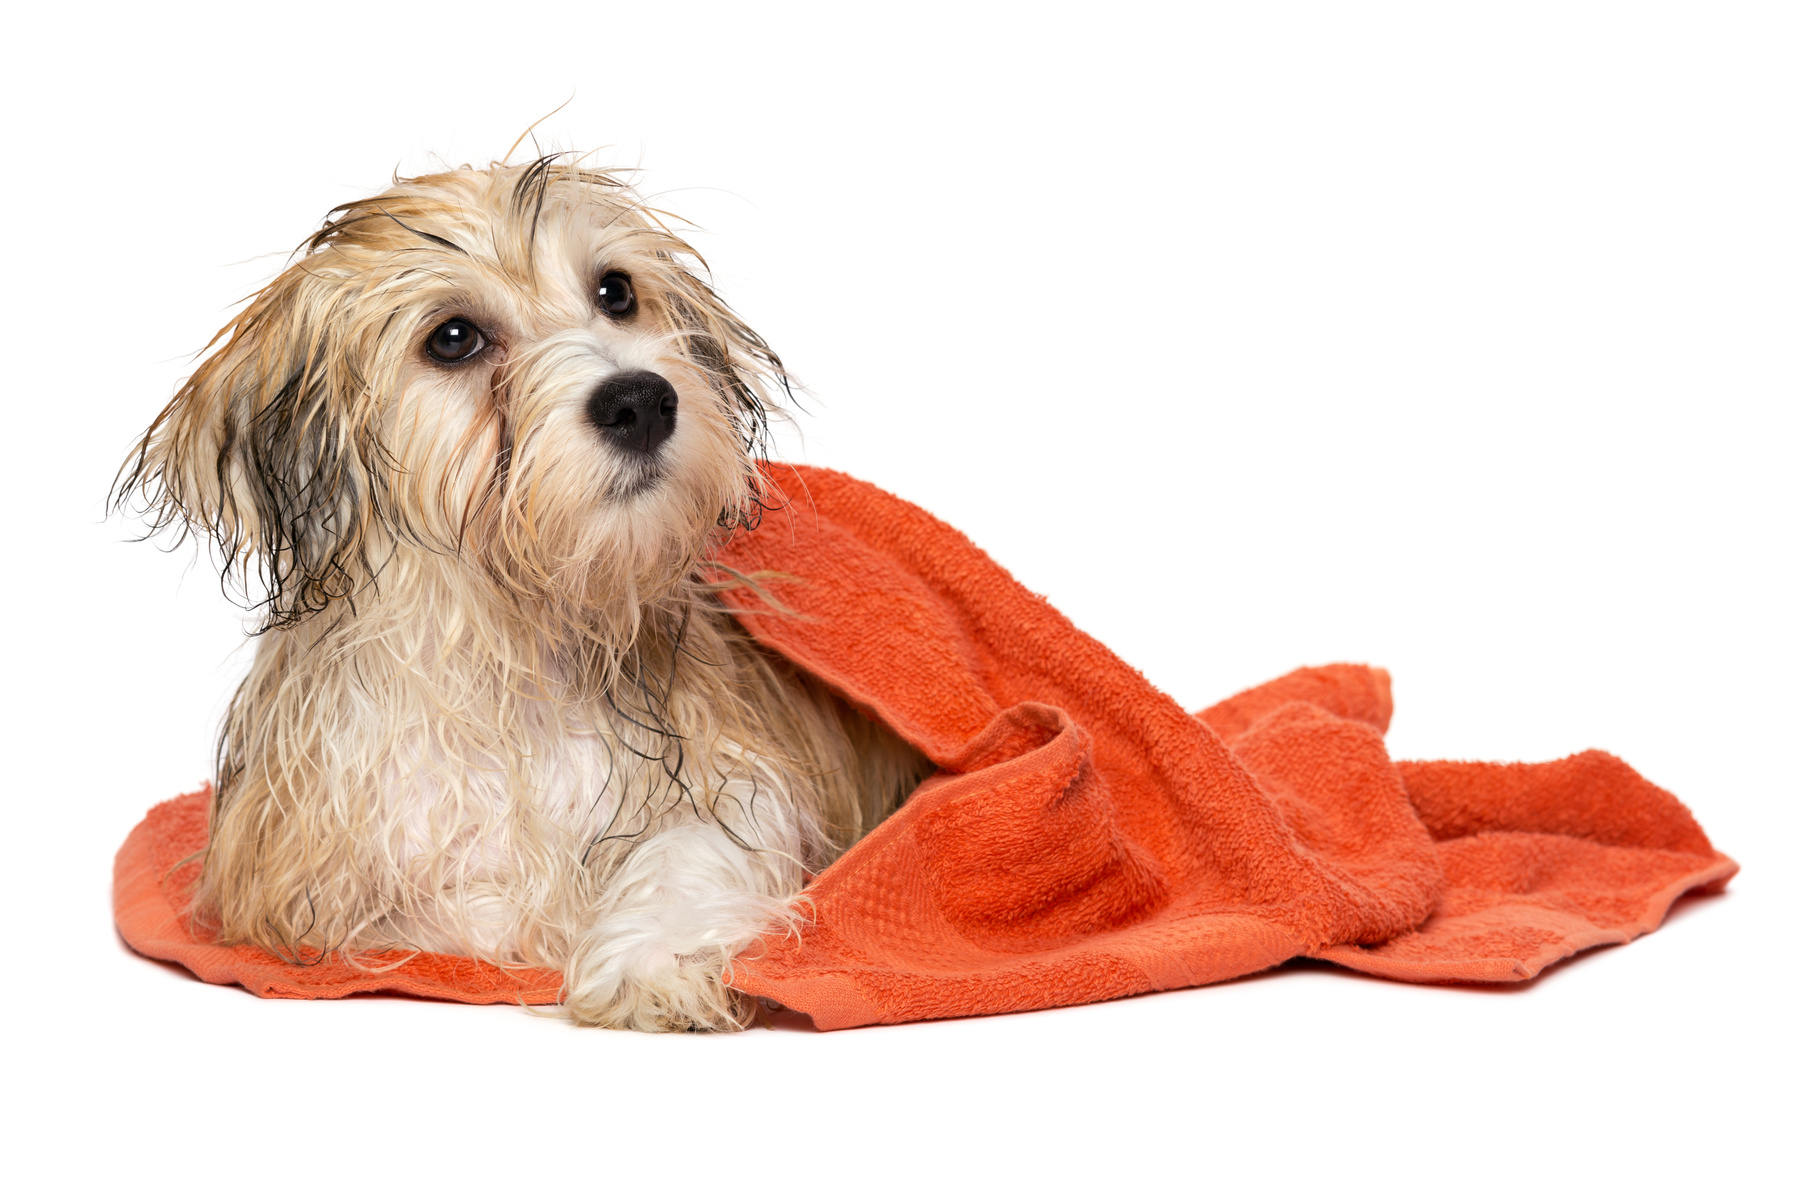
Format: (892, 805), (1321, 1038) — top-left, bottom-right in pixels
(597, 271), (636, 318)
(426, 317), (485, 364)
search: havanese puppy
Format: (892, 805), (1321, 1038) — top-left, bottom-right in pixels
(117, 158), (932, 1031)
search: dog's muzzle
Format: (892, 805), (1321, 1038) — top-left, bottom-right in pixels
(586, 370), (678, 457)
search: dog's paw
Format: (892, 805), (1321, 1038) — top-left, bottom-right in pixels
(561, 936), (752, 1032)
(562, 821), (804, 1031)
(561, 893), (793, 1031)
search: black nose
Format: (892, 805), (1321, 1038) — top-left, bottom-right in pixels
(586, 370), (679, 456)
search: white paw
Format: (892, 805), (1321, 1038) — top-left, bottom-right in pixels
(561, 824), (801, 1031)
(562, 933), (750, 1032)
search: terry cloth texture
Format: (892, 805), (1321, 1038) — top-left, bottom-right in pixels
(112, 465), (1735, 1028)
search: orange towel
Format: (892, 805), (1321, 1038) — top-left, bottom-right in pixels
(112, 464), (1735, 1027)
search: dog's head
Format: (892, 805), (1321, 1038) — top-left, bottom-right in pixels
(119, 159), (785, 638)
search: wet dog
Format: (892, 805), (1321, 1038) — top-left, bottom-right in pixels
(117, 159), (930, 1029)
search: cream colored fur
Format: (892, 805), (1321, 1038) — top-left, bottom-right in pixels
(117, 159), (930, 1030)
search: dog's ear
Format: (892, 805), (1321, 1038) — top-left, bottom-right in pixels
(116, 263), (389, 630)
(653, 260), (790, 528)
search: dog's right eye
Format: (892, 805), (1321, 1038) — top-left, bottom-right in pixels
(426, 317), (485, 364)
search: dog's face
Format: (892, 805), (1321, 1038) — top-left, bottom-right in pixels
(121, 161), (782, 636)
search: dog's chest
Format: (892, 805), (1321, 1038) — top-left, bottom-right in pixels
(374, 695), (628, 857)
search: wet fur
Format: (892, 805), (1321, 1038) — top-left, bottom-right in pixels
(116, 159), (931, 1030)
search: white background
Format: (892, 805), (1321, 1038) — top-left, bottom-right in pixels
(3, 2), (1793, 1194)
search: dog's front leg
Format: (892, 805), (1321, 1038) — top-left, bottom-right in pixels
(562, 819), (803, 1031)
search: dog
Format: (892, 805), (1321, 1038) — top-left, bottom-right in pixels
(117, 158), (933, 1031)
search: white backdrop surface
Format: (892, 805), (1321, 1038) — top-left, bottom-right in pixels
(2, 3), (1793, 1194)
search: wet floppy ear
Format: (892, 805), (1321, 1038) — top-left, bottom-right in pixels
(658, 265), (791, 521)
(672, 286), (784, 445)
(115, 266), (386, 630)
